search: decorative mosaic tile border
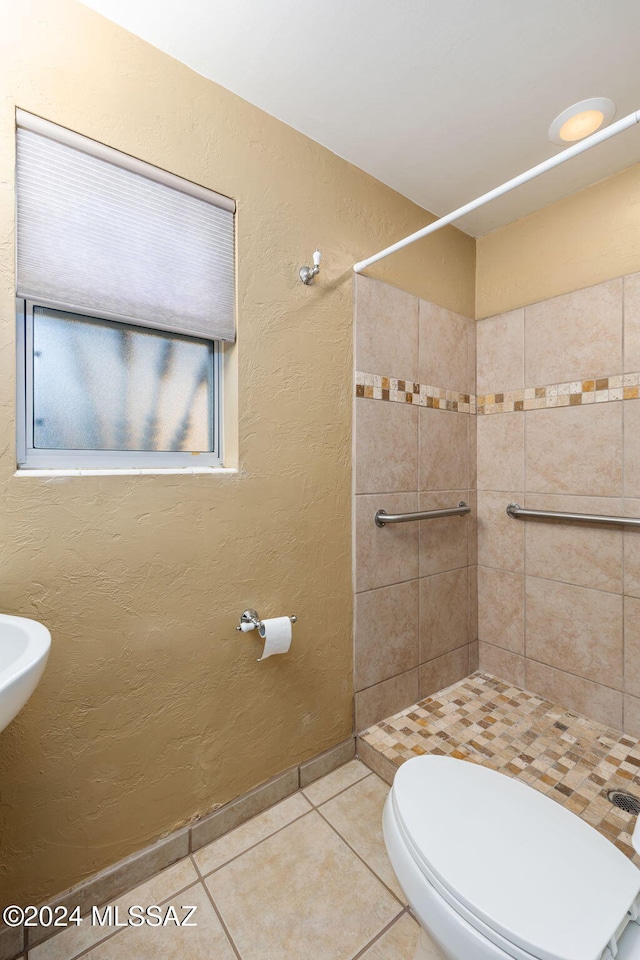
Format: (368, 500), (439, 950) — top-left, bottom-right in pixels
(355, 371), (477, 414)
(356, 370), (640, 416)
(478, 373), (640, 415)
(360, 672), (640, 865)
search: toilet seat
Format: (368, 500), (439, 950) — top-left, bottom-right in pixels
(391, 756), (640, 960)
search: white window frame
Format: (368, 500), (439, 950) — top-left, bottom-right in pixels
(16, 298), (223, 470)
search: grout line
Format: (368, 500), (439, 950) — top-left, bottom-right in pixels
(480, 639), (625, 696)
(190, 857), (243, 960)
(356, 572), (423, 592)
(305, 772), (373, 810)
(195, 796), (407, 960)
(56, 877), (205, 960)
(356, 644), (471, 700)
(477, 561), (626, 598)
(349, 907), (412, 960)
(194, 806), (314, 881)
(314, 804), (406, 909)
(356, 559), (478, 597)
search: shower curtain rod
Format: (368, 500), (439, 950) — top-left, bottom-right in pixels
(353, 109), (640, 274)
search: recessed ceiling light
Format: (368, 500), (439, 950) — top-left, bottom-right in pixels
(548, 98), (616, 145)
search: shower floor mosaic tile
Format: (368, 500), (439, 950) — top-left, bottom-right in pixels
(359, 671), (640, 866)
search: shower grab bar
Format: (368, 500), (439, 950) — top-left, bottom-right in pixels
(375, 501), (470, 527)
(506, 502), (640, 528)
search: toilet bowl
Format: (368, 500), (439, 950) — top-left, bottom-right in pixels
(383, 756), (640, 960)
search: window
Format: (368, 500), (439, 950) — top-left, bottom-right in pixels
(15, 110), (235, 470)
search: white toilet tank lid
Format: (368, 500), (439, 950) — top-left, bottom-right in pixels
(392, 755), (640, 960)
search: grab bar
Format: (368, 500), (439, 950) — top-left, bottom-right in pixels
(506, 502), (640, 528)
(375, 501), (470, 528)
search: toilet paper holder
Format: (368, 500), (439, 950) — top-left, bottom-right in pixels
(236, 609), (297, 632)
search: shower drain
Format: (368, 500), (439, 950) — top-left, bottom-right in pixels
(607, 789), (640, 815)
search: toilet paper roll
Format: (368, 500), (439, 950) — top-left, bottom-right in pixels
(257, 617), (292, 661)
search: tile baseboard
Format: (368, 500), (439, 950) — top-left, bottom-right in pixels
(1, 736), (355, 960)
(0, 928), (22, 960)
(299, 737), (356, 787)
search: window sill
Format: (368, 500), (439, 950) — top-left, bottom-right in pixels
(14, 466), (238, 478)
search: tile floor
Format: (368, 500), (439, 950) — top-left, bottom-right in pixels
(26, 759), (439, 960)
(30, 669), (640, 960)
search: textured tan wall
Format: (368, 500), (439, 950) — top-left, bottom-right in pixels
(0, 0), (475, 905)
(477, 162), (640, 318)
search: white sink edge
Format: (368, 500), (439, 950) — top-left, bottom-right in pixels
(0, 613), (52, 733)
(0, 613), (51, 687)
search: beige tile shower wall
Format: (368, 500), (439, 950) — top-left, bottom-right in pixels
(476, 274), (640, 735)
(353, 276), (477, 730)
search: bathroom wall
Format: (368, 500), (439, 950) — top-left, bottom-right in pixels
(476, 273), (640, 734)
(476, 161), (640, 318)
(353, 275), (478, 731)
(0, 0), (475, 906)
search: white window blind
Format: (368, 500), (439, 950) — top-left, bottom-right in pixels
(16, 110), (236, 342)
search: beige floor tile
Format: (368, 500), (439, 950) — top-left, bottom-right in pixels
(359, 915), (437, 960)
(30, 858), (198, 960)
(302, 760), (371, 806)
(206, 811), (400, 960)
(319, 774), (405, 902)
(83, 883), (235, 960)
(193, 791), (311, 877)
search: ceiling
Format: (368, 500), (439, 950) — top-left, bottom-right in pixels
(79, 0), (640, 236)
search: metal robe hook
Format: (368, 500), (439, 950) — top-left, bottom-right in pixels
(299, 249), (321, 285)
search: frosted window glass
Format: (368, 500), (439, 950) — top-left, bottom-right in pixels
(33, 307), (214, 452)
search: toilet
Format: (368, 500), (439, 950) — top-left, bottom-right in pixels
(383, 756), (640, 960)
